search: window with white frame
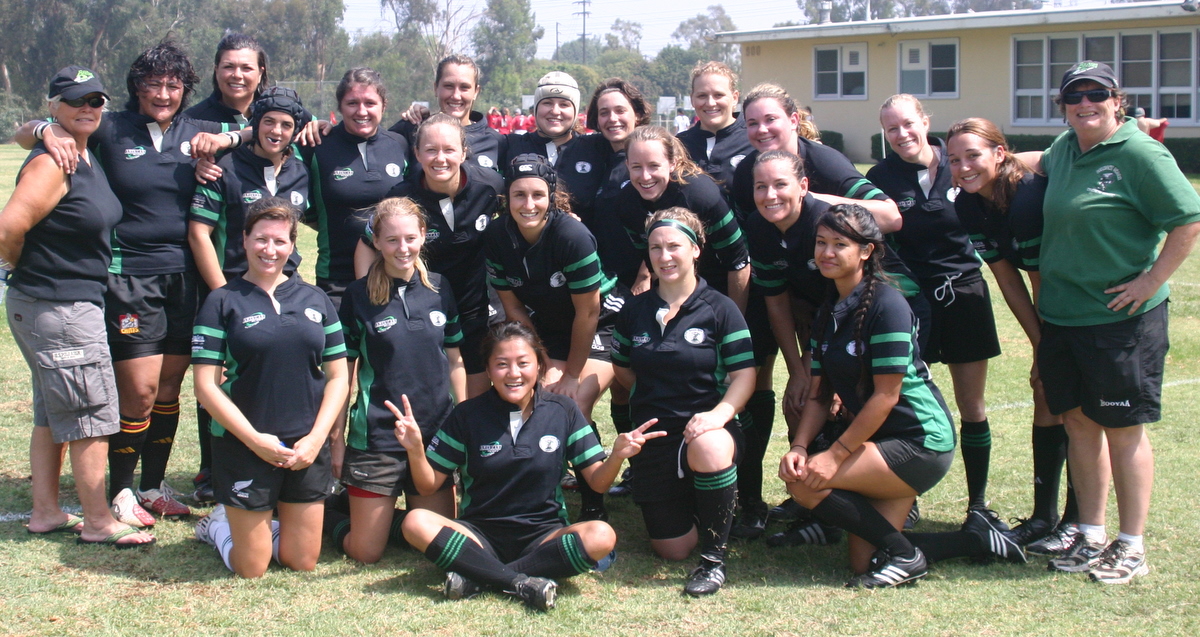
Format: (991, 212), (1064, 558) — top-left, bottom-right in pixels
(814, 43), (868, 99)
(898, 40), (959, 98)
(1012, 29), (1196, 125)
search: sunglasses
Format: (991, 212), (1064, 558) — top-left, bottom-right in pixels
(1061, 89), (1115, 105)
(62, 96), (105, 108)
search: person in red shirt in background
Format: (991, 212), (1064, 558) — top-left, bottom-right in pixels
(1133, 107), (1168, 142)
(487, 106), (502, 131)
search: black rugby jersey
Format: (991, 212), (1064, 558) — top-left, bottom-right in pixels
(484, 209), (619, 340)
(866, 136), (980, 281)
(183, 91), (248, 131)
(611, 278), (754, 434)
(614, 174), (750, 295)
(811, 282), (954, 452)
(189, 145), (308, 277)
(384, 162), (503, 321)
(390, 111), (505, 171)
(89, 110), (223, 275)
(731, 137), (887, 223)
(192, 273), (347, 440)
(339, 273), (463, 453)
(677, 115), (755, 207)
(504, 131), (607, 222)
(954, 171), (1046, 272)
(745, 193), (831, 306)
(11, 145), (122, 304)
(590, 144), (642, 286)
(426, 387), (605, 527)
(304, 123), (409, 281)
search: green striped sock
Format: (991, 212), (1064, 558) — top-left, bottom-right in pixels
(424, 527), (520, 590)
(694, 465), (738, 563)
(508, 531), (598, 579)
(960, 419), (992, 509)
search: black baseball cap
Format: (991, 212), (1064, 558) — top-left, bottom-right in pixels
(1060, 61), (1119, 93)
(48, 65), (108, 101)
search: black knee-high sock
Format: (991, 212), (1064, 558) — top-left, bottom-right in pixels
(139, 401), (180, 490)
(507, 531), (597, 580)
(425, 527), (520, 590)
(108, 415), (150, 499)
(906, 530), (981, 563)
(1061, 455), (1080, 524)
(1031, 424), (1068, 522)
(693, 465), (738, 563)
(609, 400), (633, 435)
(959, 419), (991, 508)
(388, 509), (409, 547)
(197, 401), (213, 473)
(738, 390), (775, 509)
(324, 509), (351, 553)
(577, 422), (605, 512)
(811, 489), (915, 558)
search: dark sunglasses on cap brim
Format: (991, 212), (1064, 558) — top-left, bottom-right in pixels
(61, 95), (106, 108)
(1061, 89), (1115, 105)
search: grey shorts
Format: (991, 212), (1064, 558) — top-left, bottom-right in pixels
(7, 288), (120, 443)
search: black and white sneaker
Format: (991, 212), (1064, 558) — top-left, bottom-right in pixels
(683, 558), (726, 597)
(1048, 533), (1106, 573)
(964, 509), (1027, 563)
(765, 519), (844, 547)
(443, 571), (482, 600)
(1003, 517), (1055, 547)
(768, 498), (807, 524)
(845, 547), (928, 589)
(904, 500), (920, 530)
(509, 575), (557, 611)
(1027, 522), (1080, 557)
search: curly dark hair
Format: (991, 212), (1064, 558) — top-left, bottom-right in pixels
(125, 38), (200, 113)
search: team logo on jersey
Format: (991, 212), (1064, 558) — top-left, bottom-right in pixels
(427, 436), (441, 454)
(429, 311), (446, 327)
(549, 272), (566, 288)
(807, 258), (818, 271)
(124, 146), (146, 160)
(539, 435), (559, 453)
(506, 276), (524, 288)
(621, 179), (630, 189)
(232, 479), (253, 499)
(475, 215), (489, 232)
(773, 259), (789, 269)
(896, 197), (916, 211)
(684, 328), (706, 345)
(946, 186), (959, 203)
(242, 312), (266, 328)
(478, 155), (494, 168)
(730, 154), (746, 168)
(374, 316), (397, 333)
(290, 191), (305, 207)
(426, 228), (441, 242)
(846, 340), (858, 356)
(118, 313), (140, 334)
(479, 441), (502, 457)
(575, 161), (592, 174)
(385, 162), (402, 177)
(632, 332), (651, 346)
(191, 334), (206, 347)
(242, 190), (263, 204)
(179, 141), (192, 156)
(333, 168), (354, 181)
(1091, 165), (1123, 194)
(304, 308), (323, 323)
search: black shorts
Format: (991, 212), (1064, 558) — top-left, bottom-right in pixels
(875, 437), (953, 495)
(1038, 301), (1169, 428)
(341, 446), (453, 497)
(906, 290), (933, 361)
(918, 270), (1001, 365)
(460, 310), (491, 375)
(536, 291), (623, 363)
(747, 292), (779, 367)
(211, 433), (336, 511)
(316, 278), (352, 313)
(105, 271), (198, 360)
(630, 420), (745, 540)
(456, 519), (563, 564)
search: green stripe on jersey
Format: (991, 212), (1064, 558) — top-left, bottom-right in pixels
(324, 321), (342, 334)
(562, 252), (598, 273)
(323, 344), (347, 357)
(723, 351), (754, 366)
(435, 430), (466, 452)
(869, 332), (909, 344)
(720, 329), (751, 345)
(197, 186), (223, 202)
(873, 356), (909, 367)
(427, 448), (458, 473)
(194, 325), (227, 339)
(193, 349), (223, 361)
(190, 206), (219, 222)
(568, 270), (603, 290)
(570, 444), (604, 467)
(566, 427), (592, 446)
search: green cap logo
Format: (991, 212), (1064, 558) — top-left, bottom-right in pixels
(1072, 62), (1099, 75)
(73, 69), (94, 83)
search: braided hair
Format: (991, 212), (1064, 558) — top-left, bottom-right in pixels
(810, 203), (888, 404)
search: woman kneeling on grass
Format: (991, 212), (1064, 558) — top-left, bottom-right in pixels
(779, 204), (1023, 589)
(397, 321), (661, 611)
(192, 198), (349, 577)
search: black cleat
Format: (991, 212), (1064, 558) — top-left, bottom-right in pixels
(683, 559), (726, 597)
(607, 467), (633, 496)
(845, 548), (928, 589)
(510, 575), (557, 611)
(768, 498), (807, 524)
(964, 509), (1027, 564)
(577, 506), (609, 522)
(964, 505), (1010, 532)
(443, 571), (482, 600)
(904, 500), (920, 530)
(730, 502), (769, 540)
(765, 519), (844, 547)
(1003, 517), (1055, 547)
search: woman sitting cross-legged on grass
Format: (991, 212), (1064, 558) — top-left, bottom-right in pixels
(778, 204), (1024, 589)
(396, 321), (662, 611)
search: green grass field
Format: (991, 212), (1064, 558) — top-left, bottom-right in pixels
(0, 145), (1198, 636)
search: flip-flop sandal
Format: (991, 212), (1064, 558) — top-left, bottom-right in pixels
(26, 514), (84, 535)
(76, 527), (156, 549)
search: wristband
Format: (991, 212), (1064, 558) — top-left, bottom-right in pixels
(790, 444), (807, 453)
(835, 439), (853, 454)
(225, 130), (242, 149)
(33, 121), (49, 141)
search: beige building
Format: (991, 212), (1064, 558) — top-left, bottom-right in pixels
(716, 0), (1200, 161)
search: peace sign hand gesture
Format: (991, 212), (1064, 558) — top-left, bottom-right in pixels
(386, 395), (423, 453)
(611, 419), (666, 460)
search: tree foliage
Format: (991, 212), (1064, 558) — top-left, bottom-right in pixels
(472, 0), (543, 108)
(671, 5), (739, 70)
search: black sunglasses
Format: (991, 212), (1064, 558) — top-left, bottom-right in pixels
(1061, 89), (1115, 105)
(62, 95), (106, 109)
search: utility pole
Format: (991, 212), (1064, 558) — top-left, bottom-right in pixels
(573, 0), (591, 65)
(555, 22), (560, 60)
